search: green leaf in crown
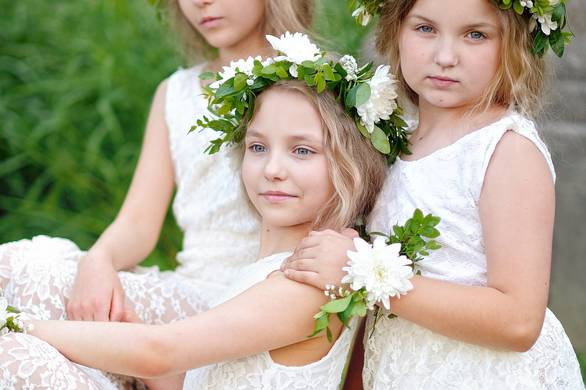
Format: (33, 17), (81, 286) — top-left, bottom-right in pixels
(191, 32), (410, 165)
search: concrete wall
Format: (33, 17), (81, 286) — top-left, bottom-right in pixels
(544, 0), (586, 352)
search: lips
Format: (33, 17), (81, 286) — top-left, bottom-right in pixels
(428, 75), (458, 88)
(200, 16), (222, 27)
(259, 191), (297, 203)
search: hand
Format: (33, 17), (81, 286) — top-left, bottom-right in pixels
(66, 252), (126, 322)
(281, 228), (358, 291)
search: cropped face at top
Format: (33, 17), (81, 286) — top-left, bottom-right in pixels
(178, 0), (265, 50)
(241, 88), (334, 229)
(398, 0), (501, 110)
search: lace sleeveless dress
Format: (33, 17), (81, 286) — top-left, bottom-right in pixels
(0, 65), (261, 388)
(184, 252), (358, 390)
(365, 112), (584, 390)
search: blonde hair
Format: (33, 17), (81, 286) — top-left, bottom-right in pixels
(376, 0), (547, 117)
(250, 81), (387, 231)
(165, 0), (315, 63)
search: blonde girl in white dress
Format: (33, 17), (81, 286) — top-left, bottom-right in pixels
(282, 0), (585, 388)
(0, 68), (388, 388)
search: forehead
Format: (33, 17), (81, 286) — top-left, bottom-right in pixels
(407, 0), (500, 28)
(247, 88), (324, 141)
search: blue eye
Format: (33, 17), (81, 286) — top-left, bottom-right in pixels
(468, 31), (486, 40)
(417, 25), (433, 33)
(294, 147), (313, 157)
(249, 144), (266, 153)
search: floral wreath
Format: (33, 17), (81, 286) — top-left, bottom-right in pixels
(350, 0), (573, 57)
(193, 32), (410, 164)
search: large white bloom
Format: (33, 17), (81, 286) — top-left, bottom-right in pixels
(530, 13), (558, 35)
(266, 32), (321, 64)
(211, 56), (261, 88)
(356, 65), (398, 133)
(342, 237), (414, 310)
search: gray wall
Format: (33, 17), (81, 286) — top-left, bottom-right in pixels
(545, 1), (586, 352)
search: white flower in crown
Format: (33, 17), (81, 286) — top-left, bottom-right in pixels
(342, 237), (414, 310)
(211, 56), (261, 88)
(339, 55), (358, 81)
(530, 12), (558, 35)
(266, 32), (321, 65)
(356, 65), (398, 133)
(351, 5), (373, 26)
(520, 0), (533, 8)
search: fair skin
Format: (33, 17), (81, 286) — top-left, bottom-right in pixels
(67, 0), (272, 323)
(29, 88), (343, 386)
(284, 0), (554, 353)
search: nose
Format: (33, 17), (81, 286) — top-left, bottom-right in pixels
(434, 37), (459, 68)
(192, 0), (213, 7)
(263, 152), (287, 182)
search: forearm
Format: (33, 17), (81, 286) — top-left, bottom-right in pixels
(389, 275), (546, 351)
(88, 214), (160, 271)
(29, 320), (172, 378)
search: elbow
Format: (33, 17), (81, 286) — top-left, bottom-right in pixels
(505, 318), (542, 353)
(138, 333), (175, 378)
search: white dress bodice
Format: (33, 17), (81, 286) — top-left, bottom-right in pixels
(165, 65), (261, 287)
(364, 112), (584, 389)
(183, 252), (358, 390)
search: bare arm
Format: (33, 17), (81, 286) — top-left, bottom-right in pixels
(31, 272), (339, 378)
(67, 79), (175, 321)
(387, 132), (554, 351)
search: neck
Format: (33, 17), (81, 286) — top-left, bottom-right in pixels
(257, 221), (313, 259)
(415, 100), (507, 140)
(213, 32), (274, 70)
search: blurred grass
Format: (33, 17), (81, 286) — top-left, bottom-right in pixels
(0, 0), (368, 270)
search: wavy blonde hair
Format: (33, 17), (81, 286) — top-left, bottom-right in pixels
(249, 81), (387, 231)
(375, 0), (547, 117)
(165, 0), (315, 63)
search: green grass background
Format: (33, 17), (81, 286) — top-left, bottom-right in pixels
(0, 0), (583, 380)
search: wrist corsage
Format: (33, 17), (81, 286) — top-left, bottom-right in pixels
(310, 209), (441, 341)
(0, 293), (32, 335)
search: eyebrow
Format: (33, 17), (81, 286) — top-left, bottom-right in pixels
(408, 14), (499, 30)
(246, 128), (322, 143)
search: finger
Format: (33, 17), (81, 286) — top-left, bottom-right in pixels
(283, 269), (324, 290)
(287, 258), (319, 273)
(341, 228), (359, 238)
(309, 229), (337, 236)
(109, 288), (125, 322)
(92, 299), (109, 322)
(296, 235), (325, 249)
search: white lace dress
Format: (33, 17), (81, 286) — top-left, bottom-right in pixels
(364, 112), (585, 390)
(0, 65), (261, 388)
(183, 252), (358, 390)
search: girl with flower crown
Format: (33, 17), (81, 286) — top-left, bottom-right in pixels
(0, 0), (313, 387)
(282, 0), (585, 388)
(0, 36), (395, 389)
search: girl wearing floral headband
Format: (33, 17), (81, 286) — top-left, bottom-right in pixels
(0, 0), (314, 387)
(282, 0), (584, 388)
(0, 35), (394, 388)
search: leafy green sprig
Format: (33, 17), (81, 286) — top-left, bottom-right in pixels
(310, 209), (441, 342)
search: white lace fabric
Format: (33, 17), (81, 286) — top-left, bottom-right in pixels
(184, 252), (358, 390)
(364, 112), (585, 389)
(0, 65), (262, 389)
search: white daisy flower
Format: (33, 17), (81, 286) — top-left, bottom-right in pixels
(356, 65), (398, 133)
(211, 56), (261, 89)
(342, 237), (414, 310)
(266, 32), (321, 65)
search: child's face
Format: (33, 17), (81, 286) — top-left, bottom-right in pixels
(398, 0), (501, 110)
(179, 0), (265, 50)
(242, 88), (334, 230)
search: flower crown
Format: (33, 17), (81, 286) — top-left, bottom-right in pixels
(349, 0), (573, 57)
(194, 32), (409, 164)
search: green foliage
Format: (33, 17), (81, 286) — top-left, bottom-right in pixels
(0, 0), (181, 269)
(578, 352), (586, 384)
